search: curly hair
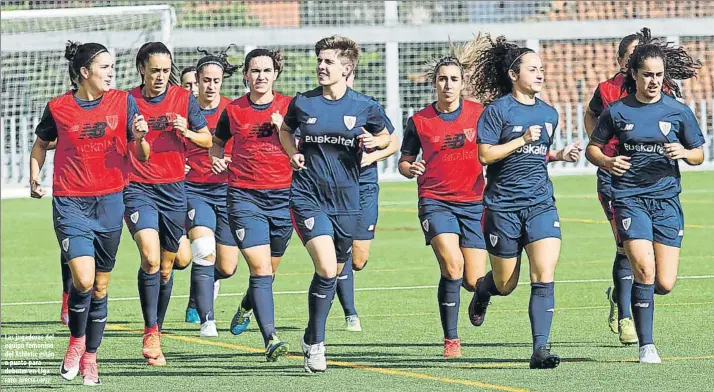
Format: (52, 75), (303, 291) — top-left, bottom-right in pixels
(196, 44), (240, 78)
(470, 34), (535, 104)
(623, 28), (702, 98)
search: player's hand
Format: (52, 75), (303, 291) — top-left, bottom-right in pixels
(361, 152), (377, 168)
(606, 155), (631, 176)
(664, 142), (688, 160)
(30, 179), (46, 199)
(357, 128), (380, 150)
(561, 140), (582, 162)
(270, 110), (284, 130)
(172, 114), (190, 138)
(290, 153), (306, 171)
(211, 157), (228, 174)
(522, 125), (542, 144)
(132, 114), (148, 140)
(184, 163), (191, 175)
(409, 160), (426, 177)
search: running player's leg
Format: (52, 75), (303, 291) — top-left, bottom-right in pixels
(615, 197), (659, 363)
(651, 197), (684, 296)
(599, 191), (635, 341)
(522, 202), (562, 369)
(124, 183), (165, 366)
(60, 254), (71, 326)
(178, 236), (200, 324)
(455, 202), (488, 326)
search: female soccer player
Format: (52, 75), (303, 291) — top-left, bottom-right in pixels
(467, 35), (566, 369)
(183, 47), (239, 338)
(213, 48), (292, 361)
(584, 32), (641, 345)
(180, 66), (199, 97)
(30, 41), (149, 385)
(279, 35), (390, 372)
(586, 31), (703, 363)
(333, 68), (398, 333)
(399, 55), (487, 358)
(125, 41), (211, 366)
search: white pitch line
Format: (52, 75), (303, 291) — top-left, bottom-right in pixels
(2, 275), (713, 307)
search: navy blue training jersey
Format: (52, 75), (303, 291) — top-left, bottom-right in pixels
(476, 94), (558, 211)
(591, 94), (705, 200)
(284, 87), (387, 214)
(359, 102), (395, 184)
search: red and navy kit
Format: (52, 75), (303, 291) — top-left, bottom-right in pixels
(124, 85), (208, 253)
(215, 93), (293, 256)
(185, 96), (232, 184)
(35, 89), (139, 270)
(401, 99), (486, 248)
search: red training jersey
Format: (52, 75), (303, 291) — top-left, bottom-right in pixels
(49, 89), (129, 197)
(128, 85), (190, 184)
(597, 73), (627, 157)
(223, 93), (292, 189)
(185, 96), (231, 184)
(411, 100), (485, 202)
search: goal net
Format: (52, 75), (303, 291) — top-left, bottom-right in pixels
(1, 4), (174, 198)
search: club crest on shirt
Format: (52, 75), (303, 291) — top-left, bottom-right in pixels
(343, 116), (357, 130)
(70, 125), (80, 133)
(659, 121), (672, 136)
(545, 122), (554, 138)
(235, 228), (245, 241)
(106, 115), (119, 130)
(622, 217), (631, 231)
(464, 128), (476, 142)
(61, 238), (69, 252)
(304, 217), (315, 230)
(187, 209), (195, 221)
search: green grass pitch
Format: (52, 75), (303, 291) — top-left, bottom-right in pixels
(2, 172), (713, 391)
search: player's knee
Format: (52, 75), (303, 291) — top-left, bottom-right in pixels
(495, 279), (517, 296)
(140, 252), (160, 273)
(250, 263), (272, 276)
(190, 236), (216, 267)
(174, 243), (192, 269)
(159, 268), (173, 283)
(73, 275), (95, 293)
(655, 280), (675, 295)
(92, 283), (108, 299)
(215, 263), (236, 279)
(352, 258), (368, 271)
(442, 263), (464, 280)
(461, 277), (478, 292)
(632, 265), (655, 282)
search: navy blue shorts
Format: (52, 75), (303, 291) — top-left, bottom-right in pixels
(52, 192), (124, 272)
(483, 200), (561, 258)
(186, 182), (235, 247)
(290, 199), (357, 264)
(354, 183), (380, 241)
(597, 190), (624, 247)
(418, 197), (486, 249)
(227, 187), (293, 257)
(124, 181), (186, 253)
(613, 196), (684, 248)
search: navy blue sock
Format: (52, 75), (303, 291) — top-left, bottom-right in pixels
(438, 276), (462, 340)
(187, 282), (196, 310)
(85, 296), (108, 353)
(529, 282), (555, 352)
(631, 281), (655, 346)
(249, 275), (276, 346)
(475, 271), (501, 301)
(304, 273), (336, 345)
(157, 272), (174, 330)
(241, 281), (252, 311)
(191, 264), (215, 323)
(61, 256), (72, 293)
(137, 269), (160, 328)
(613, 252), (633, 319)
(68, 285), (91, 338)
(336, 260), (357, 317)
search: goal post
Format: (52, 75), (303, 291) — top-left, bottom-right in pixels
(1, 4), (175, 199)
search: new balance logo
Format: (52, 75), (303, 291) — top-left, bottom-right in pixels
(248, 123), (274, 138)
(623, 123), (635, 131)
(440, 133), (466, 150)
(69, 307), (86, 313)
(306, 117), (317, 124)
(368, 225), (375, 231)
(147, 115), (172, 131)
(311, 292), (327, 299)
(546, 308), (555, 312)
(440, 302), (456, 307)
(678, 230), (684, 237)
(634, 302), (650, 308)
(511, 126), (523, 133)
(621, 275), (633, 280)
(92, 317), (108, 323)
(78, 122), (107, 140)
(553, 221), (560, 228)
(337, 275), (349, 280)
